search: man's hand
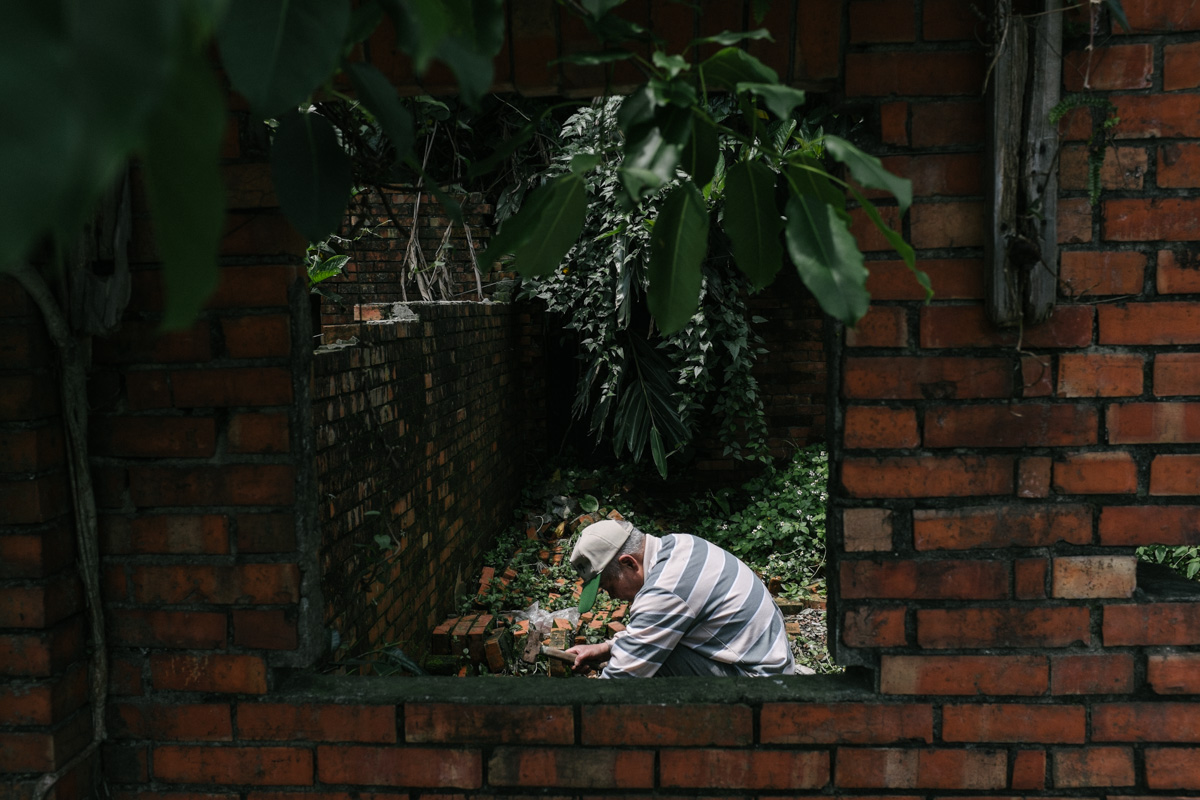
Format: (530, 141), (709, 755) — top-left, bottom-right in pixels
(565, 641), (612, 673)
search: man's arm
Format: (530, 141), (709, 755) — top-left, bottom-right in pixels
(564, 641), (611, 673)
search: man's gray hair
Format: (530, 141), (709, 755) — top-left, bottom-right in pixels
(601, 523), (644, 581)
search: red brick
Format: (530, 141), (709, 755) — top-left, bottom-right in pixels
(1151, 454), (1200, 495)
(1012, 748), (1046, 790)
(104, 514), (230, 555)
(849, 205), (902, 252)
(915, 504), (1092, 550)
(1058, 353), (1143, 397)
(909, 201), (983, 248)
(1095, 702), (1200, 742)
(1053, 452), (1139, 494)
(843, 406), (919, 449)
(233, 609), (298, 650)
(1107, 402), (1200, 443)
(0, 663), (86, 725)
(1100, 505), (1200, 546)
(1104, 603), (1200, 646)
(0, 729), (58, 773)
(171, 367), (294, 406)
(921, 304), (1093, 348)
(1158, 248), (1200, 294)
(1051, 653), (1135, 695)
(1164, 41), (1200, 89)
(849, 0), (914, 42)
(1146, 747), (1200, 790)
(109, 609), (227, 649)
(485, 747), (650, 789)
(843, 356), (1011, 399)
(126, 370), (171, 410)
(1106, 196), (1200, 241)
(237, 513), (296, 553)
(238, 704), (395, 743)
(228, 412), (290, 454)
(1122, 1), (1200, 31)
(131, 563), (300, 604)
(1110, 94), (1200, 139)
(0, 617), (85, 677)
(110, 702), (232, 741)
(153, 746), (312, 785)
(0, 425), (63, 474)
(405, 704), (572, 745)
(1052, 555), (1137, 599)
(1021, 356), (1054, 398)
(150, 654), (268, 694)
(1015, 558), (1048, 599)
(924, 404), (1097, 448)
(581, 704), (749, 746)
(843, 508), (894, 551)
(223, 163), (278, 209)
(879, 101), (908, 145)
(0, 473), (69, 524)
(1059, 251), (1147, 297)
(846, 51), (984, 96)
(92, 321), (212, 365)
(91, 416), (216, 458)
(843, 606), (907, 647)
(846, 306), (906, 348)
(943, 704), (1085, 743)
(840, 559), (1007, 600)
(0, 374), (58, 421)
(1018, 455), (1052, 499)
(1058, 196), (1093, 243)
(917, 607), (1091, 648)
(881, 153), (982, 197)
(1155, 352), (1200, 395)
(842, 455), (1014, 498)
(761, 703), (932, 744)
(879, 655), (1048, 696)
(911, 101), (983, 147)
(1053, 746), (1134, 788)
(835, 747), (1005, 789)
(1064, 44), (1153, 90)
(866, 259), (983, 300)
(129, 265), (300, 310)
(660, 748), (829, 790)
(1148, 653), (1200, 694)
(0, 528), (70, 581)
(221, 315), (292, 359)
(0, 575), (81, 628)
(1159, 142), (1200, 187)
(129, 464), (295, 507)
(922, 0), (980, 39)
(1102, 302), (1200, 345)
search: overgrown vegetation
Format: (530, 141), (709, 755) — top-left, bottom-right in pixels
(1138, 545), (1200, 581)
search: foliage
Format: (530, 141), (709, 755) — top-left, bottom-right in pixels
(1138, 545), (1200, 582)
(1049, 93), (1120, 205)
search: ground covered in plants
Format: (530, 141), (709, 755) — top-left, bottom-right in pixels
(426, 445), (837, 678)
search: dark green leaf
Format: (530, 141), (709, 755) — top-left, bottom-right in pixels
(849, 188), (932, 302)
(648, 182), (709, 334)
(681, 115), (719, 189)
(652, 51), (689, 78)
(784, 192), (870, 325)
(142, 52), (226, 330)
(434, 34), (494, 108)
(619, 105), (691, 203)
(481, 175), (587, 275)
(217, 0), (349, 119)
(617, 86), (658, 140)
(388, 0), (452, 72)
(650, 427), (668, 479)
(570, 153), (602, 174)
(582, 0), (626, 18)
(271, 110), (353, 244)
(690, 28), (772, 47)
(556, 50), (633, 65)
(1103, 0), (1131, 32)
(346, 62), (415, 164)
(724, 161), (783, 289)
(699, 47), (778, 92)
(787, 159), (845, 210)
(751, 0), (771, 24)
(346, 0), (384, 45)
(580, 494), (600, 513)
(824, 134), (912, 213)
(737, 82), (806, 120)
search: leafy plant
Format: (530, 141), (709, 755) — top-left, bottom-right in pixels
(1138, 545), (1200, 581)
(1049, 93), (1120, 205)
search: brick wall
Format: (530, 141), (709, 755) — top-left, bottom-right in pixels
(313, 302), (546, 665)
(4, 2), (1200, 799)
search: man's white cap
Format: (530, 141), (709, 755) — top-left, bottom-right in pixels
(570, 519), (631, 612)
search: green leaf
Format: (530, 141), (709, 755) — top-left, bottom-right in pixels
(434, 33), (495, 108)
(648, 182), (709, 334)
(787, 159), (845, 211)
(271, 110), (353, 244)
(619, 105), (691, 203)
(681, 115), (719, 189)
(751, 0), (771, 24)
(346, 62), (414, 165)
(384, 0), (451, 72)
(690, 29), (772, 47)
(217, 0), (349, 119)
(346, 0), (384, 46)
(698, 47), (778, 92)
(580, 494), (600, 513)
(650, 427), (668, 479)
(482, 175), (587, 276)
(736, 82), (806, 120)
(1103, 0), (1131, 32)
(142, 52), (226, 330)
(824, 134), (912, 213)
(556, 50), (633, 66)
(848, 187), (932, 302)
(784, 192), (870, 325)
(652, 51), (690, 78)
(582, 0), (626, 18)
(570, 153), (602, 175)
(724, 161), (783, 288)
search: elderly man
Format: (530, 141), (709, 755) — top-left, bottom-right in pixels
(565, 518), (795, 677)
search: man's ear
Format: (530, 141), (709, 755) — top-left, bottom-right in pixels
(618, 554), (638, 571)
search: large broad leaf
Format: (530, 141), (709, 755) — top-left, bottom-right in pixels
(784, 192), (870, 325)
(435, 34), (495, 108)
(481, 174), (587, 276)
(724, 161), (783, 289)
(698, 47), (778, 92)
(736, 82), (806, 120)
(271, 110), (353, 244)
(217, 0), (349, 119)
(849, 188), (933, 301)
(142, 52), (226, 330)
(681, 114), (719, 189)
(824, 134), (912, 213)
(787, 159), (845, 211)
(619, 105), (691, 204)
(647, 182), (709, 335)
(380, 0), (451, 72)
(690, 29), (772, 47)
(346, 62), (414, 165)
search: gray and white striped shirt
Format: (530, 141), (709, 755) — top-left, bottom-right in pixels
(602, 533), (795, 678)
